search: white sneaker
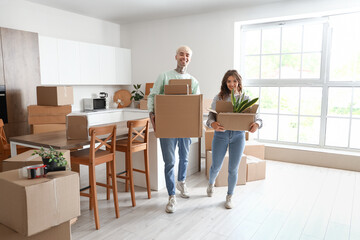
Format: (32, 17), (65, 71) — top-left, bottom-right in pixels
(176, 181), (190, 198)
(224, 194), (233, 209)
(207, 183), (214, 197)
(165, 195), (176, 213)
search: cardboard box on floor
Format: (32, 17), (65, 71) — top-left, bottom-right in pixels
(31, 124), (66, 134)
(246, 155), (266, 182)
(169, 79), (192, 94)
(154, 95), (202, 138)
(206, 151), (247, 186)
(1, 150), (70, 172)
(36, 86), (73, 106)
(0, 221), (71, 240)
(211, 101), (258, 131)
(204, 126), (214, 151)
(0, 170), (80, 236)
(243, 141), (265, 160)
(28, 105), (72, 125)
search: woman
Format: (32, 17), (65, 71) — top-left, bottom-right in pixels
(206, 70), (262, 209)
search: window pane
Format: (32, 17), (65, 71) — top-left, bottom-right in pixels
(262, 28), (280, 54)
(245, 30), (261, 55)
(261, 55), (280, 79)
(279, 87), (299, 114)
(278, 115), (298, 142)
(350, 119), (360, 149)
(282, 25), (302, 53)
(258, 114), (277, 140)
(260, 87), (278, 113)
(302, 53), (321, 78)
(325, 118), (349, 147)
(281, 54), (301, 79)
(299, 117), (320, 144)
(244, 87), (259, 99)
(244, 56), (260, 79)
(353, 88), (360, 117)
(329, 13), (360, 82)
(327, 87), (351, 117)
(303, 24), (323, 52)
(300, 87), (322, 115)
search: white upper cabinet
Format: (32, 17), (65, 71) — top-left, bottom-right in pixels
(39, 36), (59, 85)
(39, 36), (131, 85)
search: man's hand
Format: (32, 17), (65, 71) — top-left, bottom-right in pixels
(149, 112), (156, 131)
(249, 122), (259, 133)
(211, 122), (225, 132)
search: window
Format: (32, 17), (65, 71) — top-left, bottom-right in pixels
(239, 12), (360, 151)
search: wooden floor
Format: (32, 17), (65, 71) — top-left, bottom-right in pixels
(72, 159), (360, 240)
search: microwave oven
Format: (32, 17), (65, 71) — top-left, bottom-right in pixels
(83, 98), (106, 111)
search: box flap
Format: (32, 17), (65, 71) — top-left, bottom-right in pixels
(215, 101), (233, 113)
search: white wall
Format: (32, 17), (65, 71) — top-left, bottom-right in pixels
(121, 0), (360, 101)
(0, 0), (128, 111)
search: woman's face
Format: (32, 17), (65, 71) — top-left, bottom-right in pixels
(226, 75), (239, 93)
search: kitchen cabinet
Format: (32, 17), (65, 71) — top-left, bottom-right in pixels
(0, 27), (41, 137)
(39, 36), (131, 85)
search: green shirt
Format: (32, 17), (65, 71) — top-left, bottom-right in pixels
(147, 69), (200, 113)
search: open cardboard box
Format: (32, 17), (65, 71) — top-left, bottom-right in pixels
(209, 101), (259, 131)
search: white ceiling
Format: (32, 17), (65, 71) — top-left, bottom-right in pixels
(25, 0), (288, 24)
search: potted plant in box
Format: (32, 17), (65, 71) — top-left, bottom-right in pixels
(32, 146), (67, 171)
(130, 84), (145, 108)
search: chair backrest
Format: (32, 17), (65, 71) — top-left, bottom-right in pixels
(88, 124), (117, 162)
(127, 118), (150, 147)
(0, 119), (8, 153)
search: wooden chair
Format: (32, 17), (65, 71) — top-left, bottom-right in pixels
(115, 118), (151, 207)
(0, 119), (32, 161)
(70, 124), (119, 230)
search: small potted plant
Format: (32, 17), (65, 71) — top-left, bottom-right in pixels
(130, 84), (145, 108)
(32, 146), (67, 171)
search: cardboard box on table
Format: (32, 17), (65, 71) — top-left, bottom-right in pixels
(1, 150), (70, 172)
(28, 105), (72, 125)
(0, 221), (71, 240)
(0, 170), (80, 236)
(212, 101), (258, 131)
(206, 151), (246, 186)
(31, 124), (66, 134)
(154, 94), (202, 138)
(139, 99), (148, 110)
(36, 86), (73, 106)
(246, 155), (266, 182)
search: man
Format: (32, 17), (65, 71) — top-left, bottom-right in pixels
(147, 46), (200, 213)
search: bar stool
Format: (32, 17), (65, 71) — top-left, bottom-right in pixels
(70, 124), (119, 230)
(115, 118), (151, 207)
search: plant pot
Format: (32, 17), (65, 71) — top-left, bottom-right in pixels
(133, 101), (140, 108)
(42, 157), (66, 172)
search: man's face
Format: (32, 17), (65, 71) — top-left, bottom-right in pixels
(175, 48), (191, 68)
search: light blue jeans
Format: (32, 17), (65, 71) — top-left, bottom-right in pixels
(209, 130), (245, 195)
(160, 138), (191, 196)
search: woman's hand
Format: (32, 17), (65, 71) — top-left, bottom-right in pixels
(249, 122), (259, 133)
(211, 122), (225, 132)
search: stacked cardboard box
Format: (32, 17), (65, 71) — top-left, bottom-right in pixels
(28, 86), (73, 134)
(246, 155), (266, 182)
(0, 169), (80, 237)
(206, 151), (247, 186)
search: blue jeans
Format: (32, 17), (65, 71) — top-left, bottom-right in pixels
(160, 138), (191, 196)
(209, 130), (245, 195)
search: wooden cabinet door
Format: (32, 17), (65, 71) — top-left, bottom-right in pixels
(116, 48), (131, 84)
(1, 27), (41, 137)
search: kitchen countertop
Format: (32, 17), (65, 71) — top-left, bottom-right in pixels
(69, 107), (149, 115)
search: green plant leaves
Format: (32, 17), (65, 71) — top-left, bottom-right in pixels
(231, 89), (259, 113)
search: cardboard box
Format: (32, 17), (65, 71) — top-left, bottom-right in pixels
(243, 141), (265, 160)
(169, 79), (192, 94)
(154, 95), (202, 138)
(246, 155), (266, 182)
(28, 105), (72, 125)
(37, 86), (74, 106)
(164, 85), (189, 95)
(31, 124), (66, 134)
(0, 170), (80, 236)
(139, 99), (148, 110)
(212, 101), (258, 131)
(0, 221), (71, 240)
(206, 151), (246, 186)
(2, 150), (70, 172)
(204, 127), (214, 151)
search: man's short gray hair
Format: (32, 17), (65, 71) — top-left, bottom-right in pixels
(176, 45), (192, 56)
